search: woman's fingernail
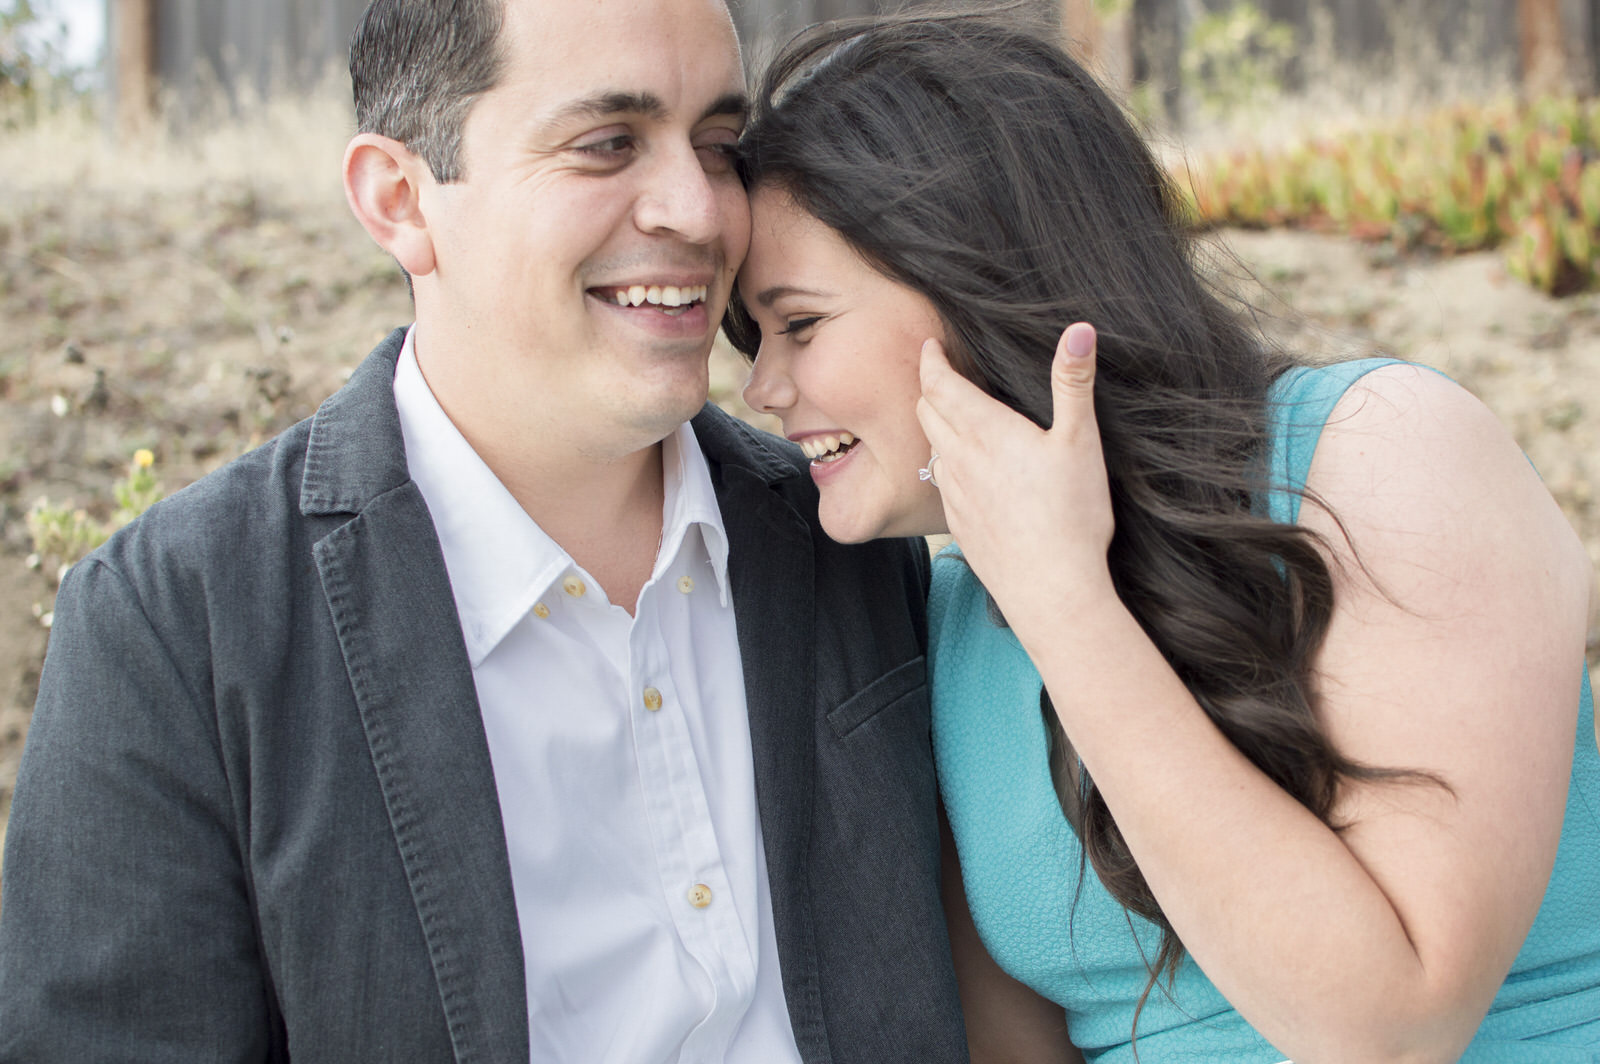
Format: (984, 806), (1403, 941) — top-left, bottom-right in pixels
(1066, 325), (1095, 359)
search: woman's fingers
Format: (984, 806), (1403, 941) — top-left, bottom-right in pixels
(922, 327), (1099, 441)
(1048, 322), (1103, 455)
(915, 395), (955, 458)
(919, 338), (1015, 439)
(1053, 323), (1097, 413)
(918, 324), (1115, 609)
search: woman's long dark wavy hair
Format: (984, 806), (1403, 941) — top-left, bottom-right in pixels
(724, 8), (1430, 1014)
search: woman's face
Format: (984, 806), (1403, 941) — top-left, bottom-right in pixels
(738, 186), (950, 543)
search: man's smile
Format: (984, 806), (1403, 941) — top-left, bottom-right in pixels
(590, 283), (709, 316)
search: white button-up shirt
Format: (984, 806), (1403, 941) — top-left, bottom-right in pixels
(394, 328), (801, 1064)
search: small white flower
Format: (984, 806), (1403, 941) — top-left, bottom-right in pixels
(50, 394), (69, 418)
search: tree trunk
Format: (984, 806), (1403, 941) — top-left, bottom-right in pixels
(112, 0), (156, 132)
(1520, 0), (1569, 95)
(1060, 0), (1103, 65)
(1060, 0), (1131, 94)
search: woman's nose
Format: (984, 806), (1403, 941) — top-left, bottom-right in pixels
(742, 347), (797, 416)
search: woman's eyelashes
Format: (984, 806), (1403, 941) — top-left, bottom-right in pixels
(777, 315), (823, 338)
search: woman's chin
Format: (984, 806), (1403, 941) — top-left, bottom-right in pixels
(820, 507), (946, 545)
(818, 504), (883, 544)
(820, 520), (878, 545)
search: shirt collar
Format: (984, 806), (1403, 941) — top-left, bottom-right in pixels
(393, 325), (731, 666)
(659, 414), (732, 609)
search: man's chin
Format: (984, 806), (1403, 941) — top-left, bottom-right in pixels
(645, 391), (712, 438)
(579, 392), (708, 463)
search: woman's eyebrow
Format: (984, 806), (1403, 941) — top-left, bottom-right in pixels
(754, 285), (832, 308)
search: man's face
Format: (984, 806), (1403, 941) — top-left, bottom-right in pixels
(415, 0), (750, 459)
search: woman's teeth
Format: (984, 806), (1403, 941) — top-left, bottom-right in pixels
(801, 432), (857, 462)
(607, 284), (709, 313)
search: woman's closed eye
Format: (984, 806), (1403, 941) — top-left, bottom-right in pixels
(778, 315), (823, 338)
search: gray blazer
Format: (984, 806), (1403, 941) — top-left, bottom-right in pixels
(0, 330), (968, 1063)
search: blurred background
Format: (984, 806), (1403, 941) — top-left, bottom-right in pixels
(1, 0), (1597, 869)
(13, 1), (1593, 134)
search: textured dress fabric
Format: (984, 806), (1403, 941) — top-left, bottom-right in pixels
(931, 358), (1600, 1063)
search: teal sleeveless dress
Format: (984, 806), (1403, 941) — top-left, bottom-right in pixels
(930, 358), (1600, 1063)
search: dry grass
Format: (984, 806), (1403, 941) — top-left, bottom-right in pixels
(1, 74), (1596, 891)
(0, 91), (769, 850)
(1, 93), (417, 840)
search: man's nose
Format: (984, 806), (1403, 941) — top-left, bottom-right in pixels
(635, 147), (726, 246)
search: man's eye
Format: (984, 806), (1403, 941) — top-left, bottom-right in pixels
(575, 134), (636, 160)
(778, 316), (822, 337)
(696, 140), (741, 174)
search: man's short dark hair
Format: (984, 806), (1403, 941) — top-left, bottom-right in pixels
(349, 0), (506, 183)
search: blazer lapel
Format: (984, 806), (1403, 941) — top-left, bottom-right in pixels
(304, 332), (529, 1064)
(695, 407), (831, 1062)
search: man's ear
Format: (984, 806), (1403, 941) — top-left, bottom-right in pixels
(343, 133), (438, 277)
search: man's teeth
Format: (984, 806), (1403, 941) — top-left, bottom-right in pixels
(800, 432), (857, 461)
(609, 284), (709, 308)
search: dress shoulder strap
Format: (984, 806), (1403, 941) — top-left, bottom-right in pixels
(1265, 357), (1405, 525)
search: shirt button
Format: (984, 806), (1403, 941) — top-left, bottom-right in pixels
(642, 686), (663, 712)
(532, 603), (550, 619)
(562, 575), (586, 598)
(687, 884), (713, 908)
(677, 576), (695, 594)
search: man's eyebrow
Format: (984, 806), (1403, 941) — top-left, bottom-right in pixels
(701, 92), (749, 124)
(542, 91), (748, 129)
(754, 285), (831, 308)
(546, 91), (668, 127)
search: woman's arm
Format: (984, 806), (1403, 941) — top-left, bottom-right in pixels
(941, 818), (1083, 1064)
(918, 328), (1592, 1064)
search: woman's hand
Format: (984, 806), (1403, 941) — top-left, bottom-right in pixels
(916, 323), (1117, 628)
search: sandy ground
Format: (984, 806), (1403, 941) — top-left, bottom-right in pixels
(1, 121), (1597, 859)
